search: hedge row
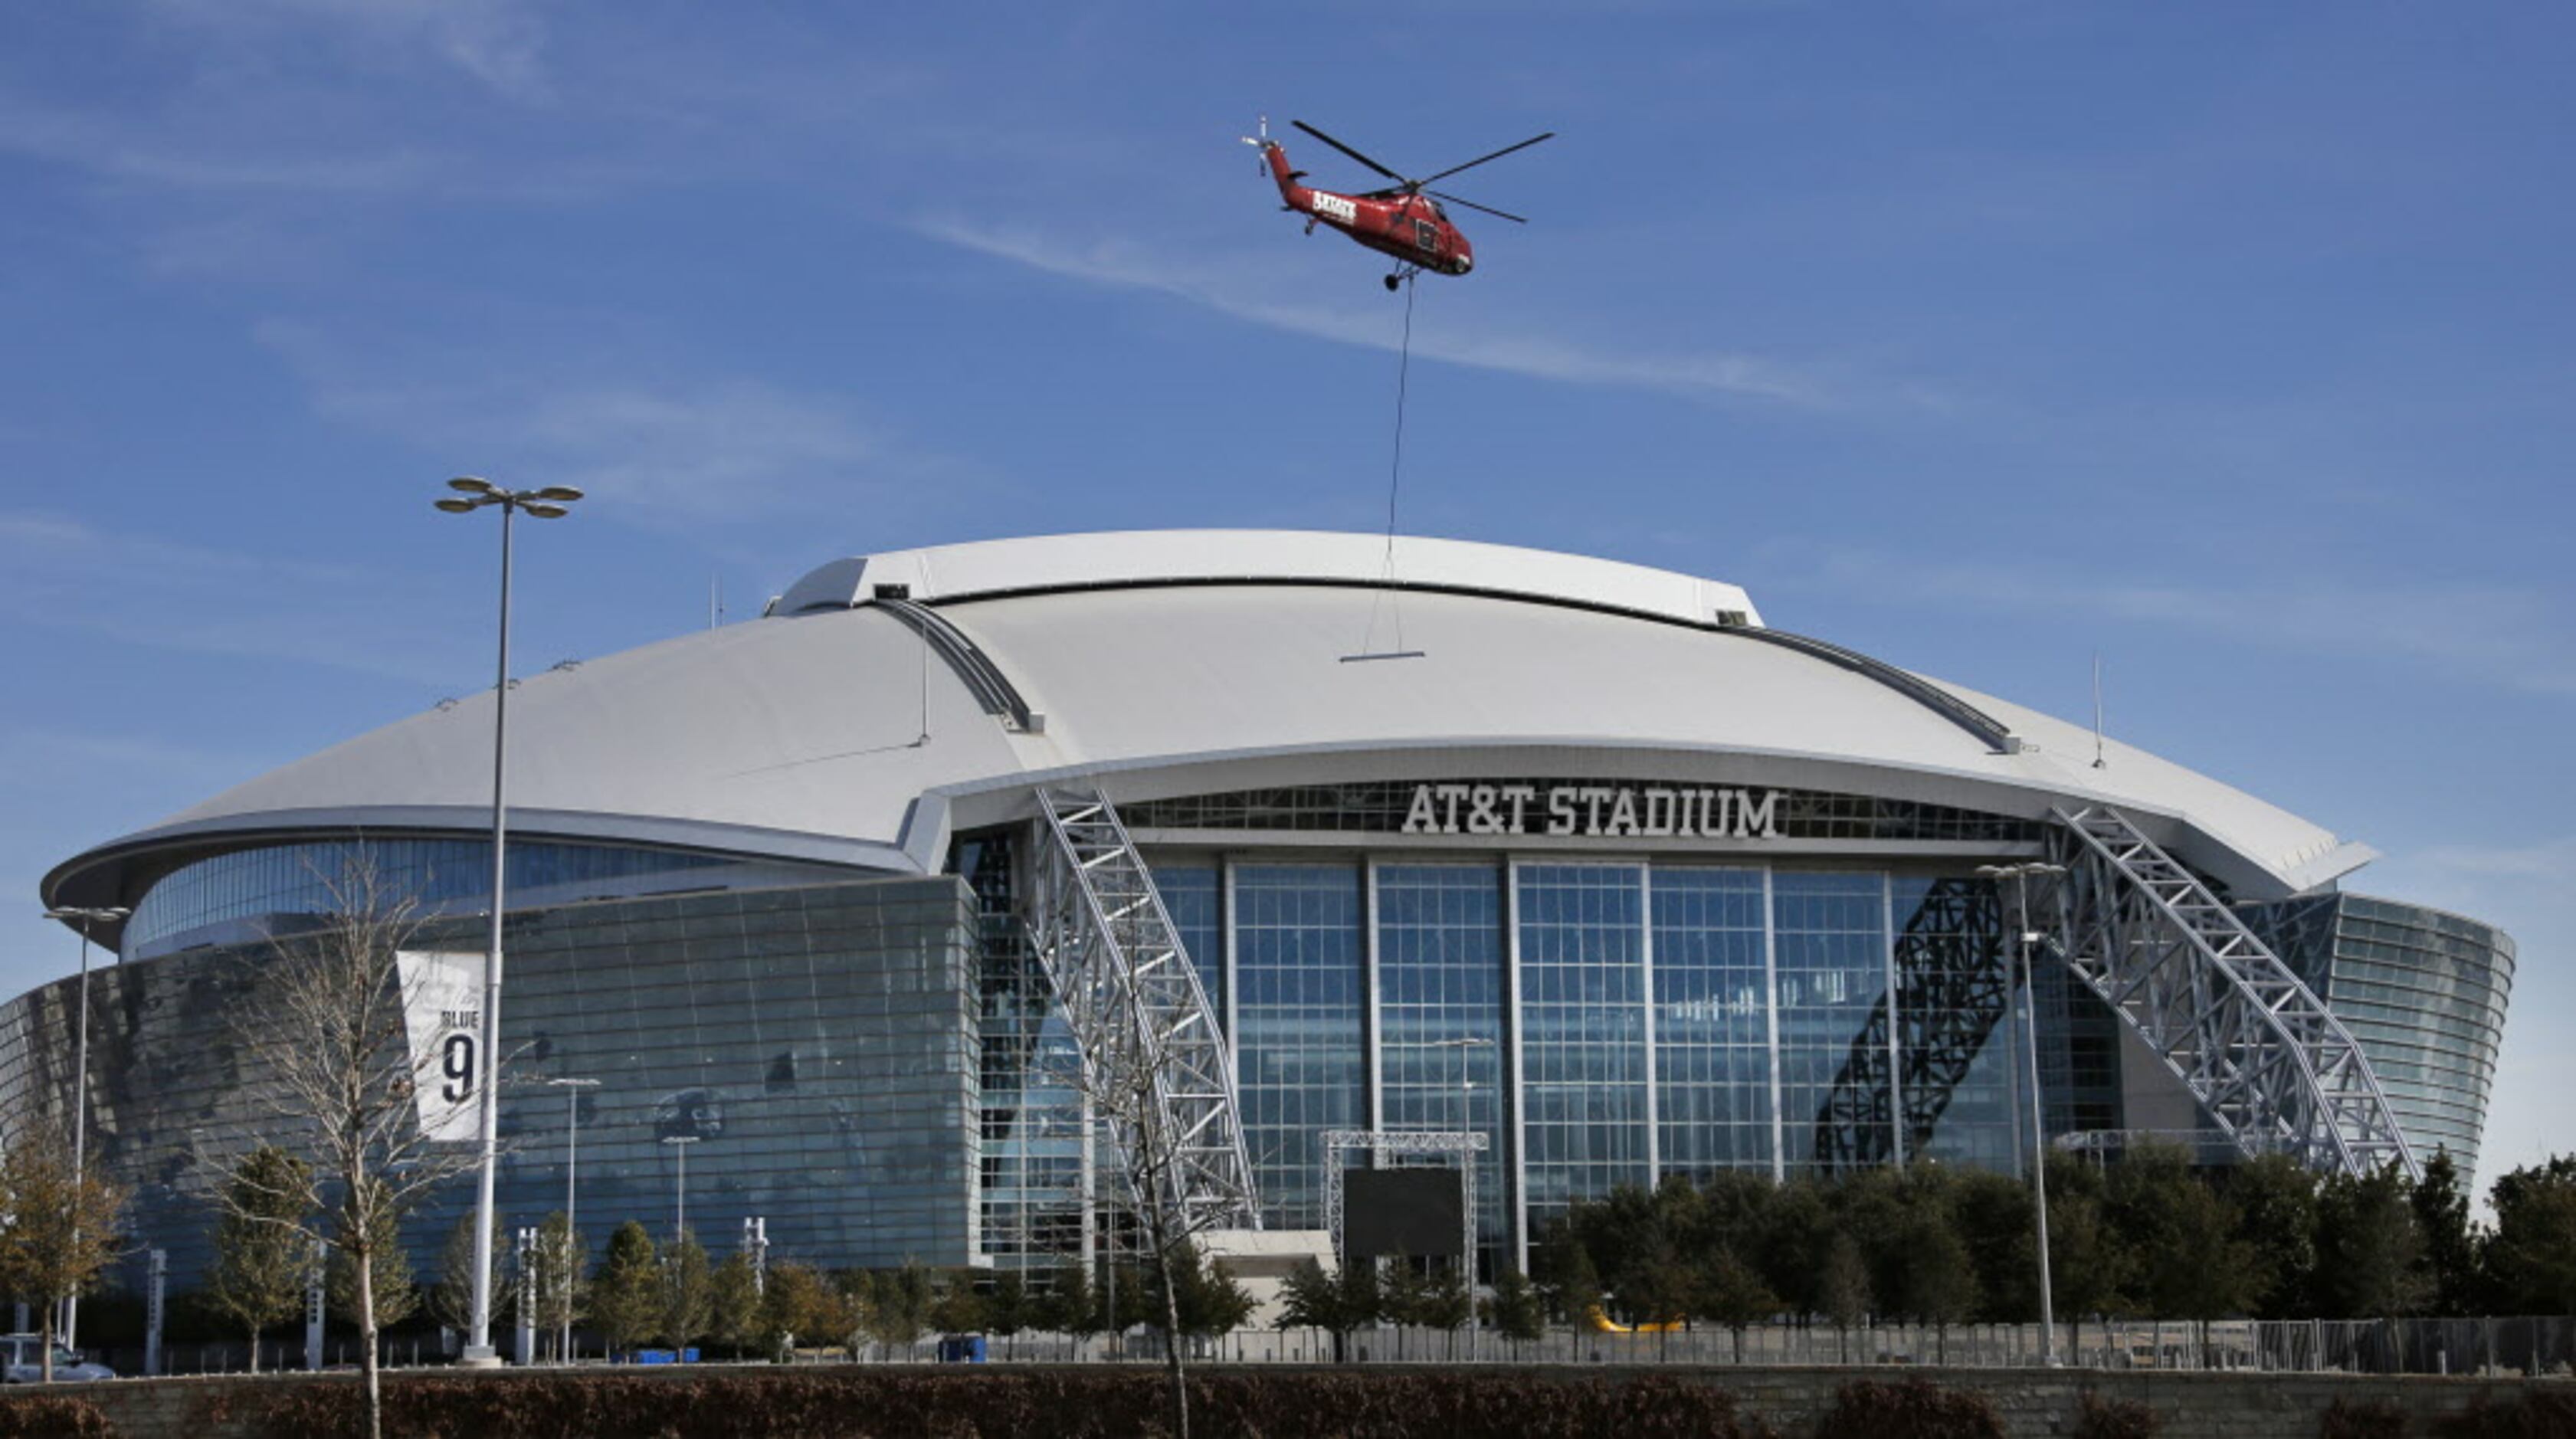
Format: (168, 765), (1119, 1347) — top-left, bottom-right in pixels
(191, 1369), (1771, 1439)
(0, 1394), (113, 1437)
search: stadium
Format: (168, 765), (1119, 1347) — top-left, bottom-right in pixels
(13, 529), (2516, 1288)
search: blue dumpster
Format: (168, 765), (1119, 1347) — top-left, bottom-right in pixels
(936, 1336), (988, 1363)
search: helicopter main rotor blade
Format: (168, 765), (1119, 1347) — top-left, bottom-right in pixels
(1420, 131), (1555, 185)
(1430, 190), (1529, 224)
(1290, 120), (1404, 182)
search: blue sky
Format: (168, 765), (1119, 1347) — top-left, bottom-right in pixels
(2, 2), (2566, 1191)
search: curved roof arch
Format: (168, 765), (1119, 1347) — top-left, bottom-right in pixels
(45, 531), (2373, 931)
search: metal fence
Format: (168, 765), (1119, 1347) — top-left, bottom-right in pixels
(90, 1316), (2576, 1378)
(870, 1317), (2576, 1375)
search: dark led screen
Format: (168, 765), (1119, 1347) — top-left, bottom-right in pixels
(1344, 1168), (1466, 1257)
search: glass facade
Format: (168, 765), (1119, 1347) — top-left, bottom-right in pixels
(1232, 863), (1365, 1231)
(1771, 872), (1894, 1175)
(1126, 853), (2125, 1262)
(1515, 864), (1650, 1225)
(25, 824), (2494, 1296)
(2247, 893), (2515, 1179)
(945, 838), (2152, 1267)
(1887, 877), (2021, 1171)
(0, 877), (983, 1290)
(1375, 864), (1507, 1249)
(1152, 861), (1225, 1022)
(1651, 868), (1772, 1178)
(124, 838), (809, 956)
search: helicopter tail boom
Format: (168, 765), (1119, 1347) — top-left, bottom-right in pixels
(1254, 135), (1315, 211)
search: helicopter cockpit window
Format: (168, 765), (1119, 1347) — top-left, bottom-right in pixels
(1414, 219), (1438, 251)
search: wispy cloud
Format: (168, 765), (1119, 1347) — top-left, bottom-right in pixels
(2417, 836), (2576, 883)
(0, 510), (471, 686)
(1761, 542), (2576, 697)
(255, 321), (992, 526)
(0, 98), (444, 194)
(143, 0), (552, 101)
(916, 219), (1828, 407)
(0, 725), (267, 786)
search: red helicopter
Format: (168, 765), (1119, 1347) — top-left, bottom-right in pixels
(1244, 117), (1553, 290)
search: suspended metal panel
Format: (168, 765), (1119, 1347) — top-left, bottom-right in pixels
(1029, 785), (1259, 1233)
(2047, 804), (2416, 1179)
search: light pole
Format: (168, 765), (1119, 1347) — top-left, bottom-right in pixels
(41, 904), (129, 1352)
(1428, 1035), (1493, 1360)
(544, 1077), (598, 1362)
(1979, 860), (2067, 1367)
(662, 1136), (700, 1245)
(438, 475), (584, 1366)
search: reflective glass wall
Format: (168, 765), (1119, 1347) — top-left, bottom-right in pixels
(124, 838), (834, 958)
(1083, 851), (2086, 1269)
(2247, 893), (2515, 1179)
(1232, 863), (1366, 1231)
(1375, 865), (1507, 1246)
(0, 877), (984, 1290)
(1516, 864), (1650, 1223)
(1650, 868), (1772, 1178)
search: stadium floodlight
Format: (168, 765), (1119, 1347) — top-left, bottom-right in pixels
(41, 904), (129, 1352)
(437, 477), (582, 1368)
(1978, 860), (2068, 1367)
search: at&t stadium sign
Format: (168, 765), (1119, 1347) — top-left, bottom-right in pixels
(1400, 782), (1781, 840)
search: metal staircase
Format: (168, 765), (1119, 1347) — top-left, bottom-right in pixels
(1028, 785), (1259, 1233)
(2048, 805), (2416, 1178)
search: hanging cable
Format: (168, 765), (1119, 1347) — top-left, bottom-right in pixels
(1348, 272), (1424, 662)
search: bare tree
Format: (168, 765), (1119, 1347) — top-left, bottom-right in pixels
(0, 1116), (126, 1382)
(1031, 806), (1253, 1439)
(1073, 1031), (1241, 1439)
(206, 858), (483, 1439)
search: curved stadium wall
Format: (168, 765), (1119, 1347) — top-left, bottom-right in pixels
(10, 530), (2515, 1288)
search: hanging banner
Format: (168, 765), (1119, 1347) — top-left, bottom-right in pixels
(396, 951), (484, 1144)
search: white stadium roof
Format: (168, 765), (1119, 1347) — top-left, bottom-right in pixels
(46, 529), (2372, 916)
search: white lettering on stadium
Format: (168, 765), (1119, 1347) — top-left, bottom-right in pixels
(1399, 783), (1781, 840)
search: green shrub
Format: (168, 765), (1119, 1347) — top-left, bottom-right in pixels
(1814, 1378), (2004, 1439)
(2321, 1397), (2407, 1439)
(2073, 1390), (2160, 1439)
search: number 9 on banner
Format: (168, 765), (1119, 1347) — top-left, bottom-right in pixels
(397, 951), (486, 1143)
(441, 1033), (478, 1104)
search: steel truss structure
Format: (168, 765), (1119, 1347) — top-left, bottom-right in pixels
(1812, 877), (2011, 1172)
(1321, 1129), (1486, 1273)
(2047, 805), (2416, 1178)
(1029, 785), (1260, 1236)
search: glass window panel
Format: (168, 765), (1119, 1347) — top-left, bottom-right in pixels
(1516, 863), (1647, 1232)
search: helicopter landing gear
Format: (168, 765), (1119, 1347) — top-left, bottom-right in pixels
(1384, 264), (1420, 292)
